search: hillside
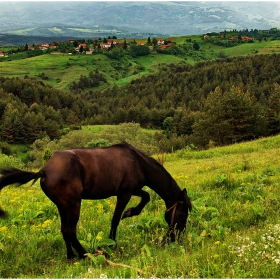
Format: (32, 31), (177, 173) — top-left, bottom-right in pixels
(1, 33), (280, 91)
(1, 37), (280, 151)
(0, 132), (279, 277)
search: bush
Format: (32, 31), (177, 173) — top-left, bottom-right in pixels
(86, 139), (111, 148)
(0, 153), (24, 169)
(0, 141), (11, 155)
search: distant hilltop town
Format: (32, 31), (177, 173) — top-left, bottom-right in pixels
(1, 28), (280, 57)
(0, 37), (177, 57)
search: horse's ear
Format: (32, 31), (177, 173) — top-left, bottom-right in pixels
(180, 188), (192, 211)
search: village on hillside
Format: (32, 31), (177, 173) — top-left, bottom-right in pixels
(0, 37), (176, 57)
(0, 28), (279, 57)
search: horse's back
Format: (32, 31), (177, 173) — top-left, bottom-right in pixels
(41, 146), (145, 200)
(73, 146), (145, 198)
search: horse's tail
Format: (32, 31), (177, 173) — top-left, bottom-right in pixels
(0, 168), (42, 217)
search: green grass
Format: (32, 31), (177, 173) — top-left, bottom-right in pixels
(0, 135), (280, 277)
(223, 40), (280, 57)
(81, 125), (113, 134)
(115, 54), (186, 86)
(10, 144), (30, 163)
(81, 125), (158, 135)
(0, 52), (186, 91)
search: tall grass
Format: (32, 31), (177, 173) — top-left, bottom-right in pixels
(0, 135), (280, 277)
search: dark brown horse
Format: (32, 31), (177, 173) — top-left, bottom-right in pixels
(0, 142), (191, 260)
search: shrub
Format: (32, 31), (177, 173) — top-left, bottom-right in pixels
(0, 153), (24, 169)
(86, 139), (111, 148)
(0, 141), (11, 155)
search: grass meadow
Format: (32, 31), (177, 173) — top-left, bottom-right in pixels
(223, 40), (280, 57)
(0, 52), (186, 91)
(0, 135), (280, 278)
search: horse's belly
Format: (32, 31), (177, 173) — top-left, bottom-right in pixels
(82, 187), (116, 199)
(82, 175), (140, 200)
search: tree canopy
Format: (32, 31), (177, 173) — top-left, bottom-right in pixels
(1, 53), (280, 150)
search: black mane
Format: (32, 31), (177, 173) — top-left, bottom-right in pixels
(120, 142), (180, 199)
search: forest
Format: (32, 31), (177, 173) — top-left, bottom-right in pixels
(1, 53), (280, 153)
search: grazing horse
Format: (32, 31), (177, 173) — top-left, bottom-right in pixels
(0, 142), (192, 260)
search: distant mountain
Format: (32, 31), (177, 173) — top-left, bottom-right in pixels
(1, 1), (280, 44)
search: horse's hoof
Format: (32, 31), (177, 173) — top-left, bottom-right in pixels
(67, 255), (76, 261)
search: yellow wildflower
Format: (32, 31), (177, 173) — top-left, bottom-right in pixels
(97, 203), (104, 214)
(41, 219), (52, 228)
(96, 235), (103, 242)
(0, 226), (7, 232)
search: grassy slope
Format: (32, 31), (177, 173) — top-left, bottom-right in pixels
(0, 52), (186, 91)
(0, 135), (280, 278)
(223, 40), (280, 57)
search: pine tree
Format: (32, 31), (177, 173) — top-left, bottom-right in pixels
(191, 86), (266, 147)
(1, 103), (15, 143)
(22, 112), (39, 143)
(13, 114), (25, 143)
(1, 117), (14, 143)
(266, 83), (280, 135)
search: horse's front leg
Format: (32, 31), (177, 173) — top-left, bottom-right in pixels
(121, 190), (150, 219)
(109, 194), (131, 240)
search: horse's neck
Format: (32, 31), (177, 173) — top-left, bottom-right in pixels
(144, 164), (180, 208)
(131, 146), (180, 208)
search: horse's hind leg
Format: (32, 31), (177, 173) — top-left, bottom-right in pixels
(121, 190), (150, 219)
(57, 202), (87, 260)
(57, 206), (76, 259)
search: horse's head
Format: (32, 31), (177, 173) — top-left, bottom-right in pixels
(164, 188), (192, 241)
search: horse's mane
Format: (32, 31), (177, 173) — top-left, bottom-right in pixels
(113, 142), (180, 198)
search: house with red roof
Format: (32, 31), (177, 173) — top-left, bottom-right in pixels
(38, 43), (49, 50)
(157, 39), (165, 45)
(49, 43), (56, 49)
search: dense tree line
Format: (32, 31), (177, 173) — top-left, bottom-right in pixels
(81, 53), (280, 148)
(1, 53), (280, 150)
(69, 70), (107, 92)
(0, 77), (98, 143)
